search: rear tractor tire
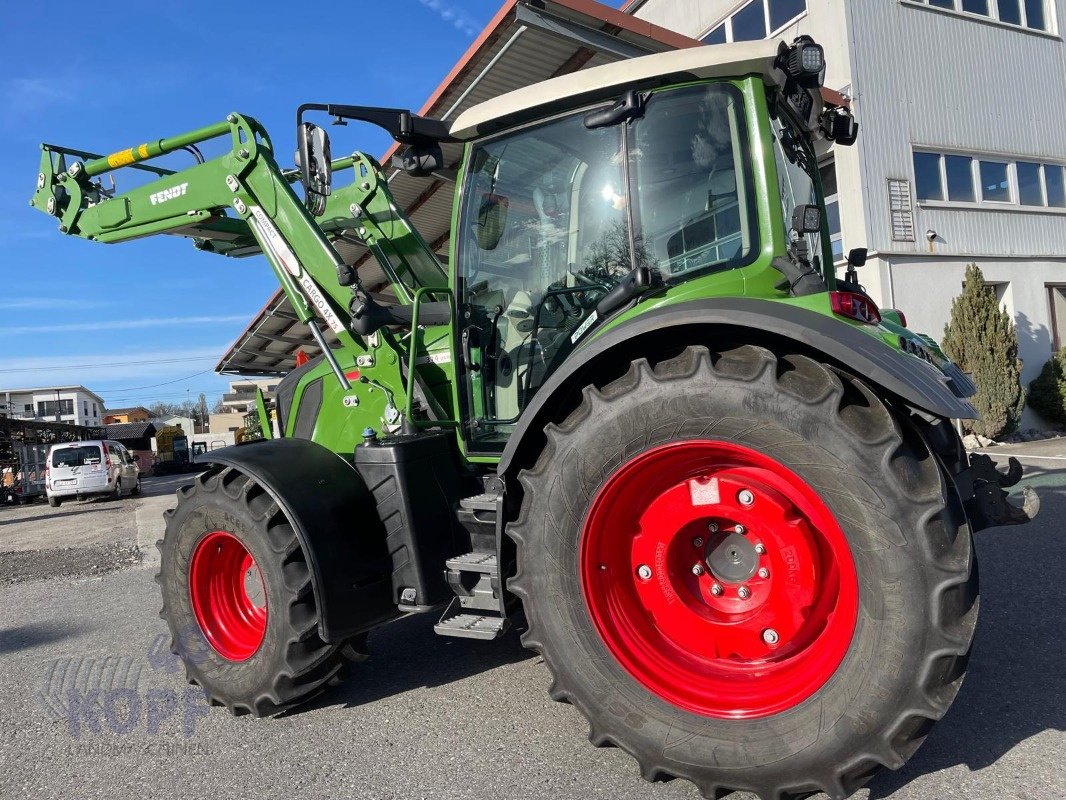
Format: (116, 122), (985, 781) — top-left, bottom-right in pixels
(509, 344), (977, 800)
(157, 465), (349, 716)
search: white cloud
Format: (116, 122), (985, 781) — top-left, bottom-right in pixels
(0, 314), (251, 336)
(0, 346), (231, 388)
(417, 0), (480, 37)
(0, 297), (110, 311)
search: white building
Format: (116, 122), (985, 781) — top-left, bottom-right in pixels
(220, 378), (279, 414)
(0, 385), (105, 427)
(629, 0), (1065, 423)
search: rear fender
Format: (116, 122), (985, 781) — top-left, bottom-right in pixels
(497, 297), (977, 476)
(202, 438), (397, 642)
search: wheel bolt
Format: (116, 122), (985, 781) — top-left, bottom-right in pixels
(734, 524), (746, 535)
(758, 567), (769, 579)
(762, 628), (780, 646)
(737, 489), (755, 506)
(708, 522), (719, 533)
(691, 563), (704, 577)
(710, 583), (723, 596)
(737, 586), (751, 600)
(692, 536), (704, 548)
(754, 543), (766, 555)
(637, 564), (652, 581)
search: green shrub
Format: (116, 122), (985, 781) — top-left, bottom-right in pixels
(942, 263), (1024, 439)
(1028, 348), (1066, 425)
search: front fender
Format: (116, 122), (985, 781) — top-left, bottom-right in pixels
(203, 438), (397, 643)
(498, 297), (976, 475)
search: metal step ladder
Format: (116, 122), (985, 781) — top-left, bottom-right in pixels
(433, 492), (510, 640)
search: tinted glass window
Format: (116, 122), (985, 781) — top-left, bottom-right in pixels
(1045, 165), (1066, 207)
(997, 0), (1022, 24)
(52, 445), (103, 467)
(980, 160), (1011, 202)
(945, 155), (975, 202)
(633, 85), (757, 279)
(913, 152), (944, 201)
(961, 0), (989, 13)
(769, 0), (806, 30)
(1017, 162), (1043, 206)
(825, 198), (841, 236)
(701, 24), (727, 44)
(731, 1), (767, 41)
(929, 0), (954, 8)
(1025, 0), (1046, 28)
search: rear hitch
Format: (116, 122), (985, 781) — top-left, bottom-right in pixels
(957, 454), (1040, 531)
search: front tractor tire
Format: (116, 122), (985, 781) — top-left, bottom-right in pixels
(509, 345), (977, 800)
(157, 466), (347, 716)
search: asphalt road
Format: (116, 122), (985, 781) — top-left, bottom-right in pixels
(0, 464), (1062, 800)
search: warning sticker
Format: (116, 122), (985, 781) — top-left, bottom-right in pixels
(106, 149), (136, 169)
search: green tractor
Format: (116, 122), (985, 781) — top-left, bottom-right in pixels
(30, 38), (1037, 800)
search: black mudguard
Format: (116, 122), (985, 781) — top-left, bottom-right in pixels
(203, 438), (397, 643)
(498, 297), (977, 475)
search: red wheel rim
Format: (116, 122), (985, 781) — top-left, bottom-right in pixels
(189, 530), (267, 662)
(580, 440), (858, 719)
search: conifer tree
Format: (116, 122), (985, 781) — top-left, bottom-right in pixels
(942, 263), (1024, 439)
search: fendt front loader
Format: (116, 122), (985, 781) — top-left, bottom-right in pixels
(31, 39), (1038, 800)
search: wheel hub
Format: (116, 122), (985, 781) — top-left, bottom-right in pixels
(189, 530), (268, 662)
(580, 440), (859, 720)
(705, 531), (758, 583)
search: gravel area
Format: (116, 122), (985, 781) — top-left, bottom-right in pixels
(0, 541), (141, 584)
(0, 474), (189, 584)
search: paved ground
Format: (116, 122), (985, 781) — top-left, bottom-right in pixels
(0, 459), (1062, 800)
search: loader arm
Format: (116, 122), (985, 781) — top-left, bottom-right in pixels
(30, 113), (368, 387)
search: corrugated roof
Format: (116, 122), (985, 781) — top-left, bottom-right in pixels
(105, 422), (157, 440)
(216, 0), (699, 377)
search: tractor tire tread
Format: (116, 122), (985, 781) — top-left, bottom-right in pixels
(508, 344), (976, 800)
(156, 465), (348, 718)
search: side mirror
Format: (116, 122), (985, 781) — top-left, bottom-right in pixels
(400, 143), (444, 178)
(476, 193), (509, 251)
(296, 122), (332, 216)
(847, 247), (868, 267)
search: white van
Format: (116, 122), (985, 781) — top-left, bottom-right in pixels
(45, 440), (141, 507)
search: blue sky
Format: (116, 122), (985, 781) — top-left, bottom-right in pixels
(0, 0), (544, 410)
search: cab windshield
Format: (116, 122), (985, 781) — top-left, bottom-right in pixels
(457, 83), (756, 451)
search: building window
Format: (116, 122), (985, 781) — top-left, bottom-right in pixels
(908, 0), (1049, 30)
(913, 149), (1066, 209)
(820, 161), (843, 261)
(37, 399), (74, 417)
(1048, 284), (1066, 350)
(963, 280), (1009, 307)
(700, 0), (807, 43)
(93, 402), (98, 416)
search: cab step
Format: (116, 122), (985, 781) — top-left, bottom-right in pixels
(434, 597), (510, 640)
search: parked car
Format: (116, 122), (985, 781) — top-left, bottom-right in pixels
(45, 440), (141, 507)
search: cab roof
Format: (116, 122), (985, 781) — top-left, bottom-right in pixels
(449, 40), (784, 140)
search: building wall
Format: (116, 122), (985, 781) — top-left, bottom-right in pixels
(1, 389), (104, 427)
(221, 379), (279, 414)
(633, 0), (1066, 428)
(105, 409), (150, 424)
(209, 412), (246, 435)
